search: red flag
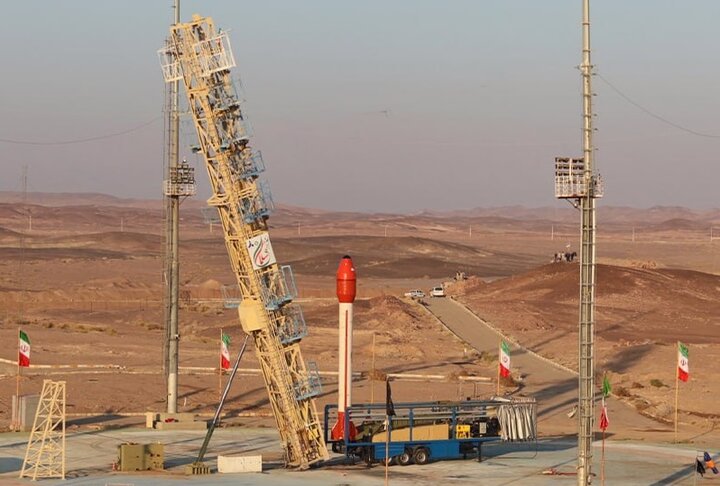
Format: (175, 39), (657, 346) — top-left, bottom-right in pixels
(599, 403), (609, 431)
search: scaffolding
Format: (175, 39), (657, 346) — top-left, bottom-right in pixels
(19, 380), (66, 480)
(160, 15), (328, 468)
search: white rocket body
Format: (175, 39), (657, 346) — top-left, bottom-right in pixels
(338, 302), (353, 415)
(332, 255), (357, 441)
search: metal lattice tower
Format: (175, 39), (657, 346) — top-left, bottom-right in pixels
(554, 1), (602, 484)
(19, 380), (66, 480)
(158, 15), (328, 468)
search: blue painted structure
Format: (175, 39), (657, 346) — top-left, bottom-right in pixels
(324, 400), (512, 465)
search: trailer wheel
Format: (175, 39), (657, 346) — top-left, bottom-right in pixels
(398, 449), (412, 466)
(413, 447), (430, 465)
(380, 456), (396, 466)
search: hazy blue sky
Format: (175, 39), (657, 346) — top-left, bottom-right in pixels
(1, 1), (719, 212)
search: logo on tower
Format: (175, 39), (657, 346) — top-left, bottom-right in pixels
(247, 232), (276, 270)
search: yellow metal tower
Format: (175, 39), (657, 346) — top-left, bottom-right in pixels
(158, 15), (328, 468)
(20, 380), (66, 480)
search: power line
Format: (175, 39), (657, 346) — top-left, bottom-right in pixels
(0, 116), (162, 146)
(597, 73), (720, 139)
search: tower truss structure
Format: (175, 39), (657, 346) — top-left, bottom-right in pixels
(159, 15), (328, 468)
(19, 380), (66, 480)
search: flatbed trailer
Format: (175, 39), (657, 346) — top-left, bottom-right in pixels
(324, 399), (536, 465)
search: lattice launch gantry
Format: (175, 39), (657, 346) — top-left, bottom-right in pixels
(159, 14), (328, 468)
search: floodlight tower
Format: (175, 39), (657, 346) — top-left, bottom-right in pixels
(163, 0), (196, 414)
(554, 1), (603, 484)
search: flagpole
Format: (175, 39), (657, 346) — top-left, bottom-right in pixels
(371, 332), (376, 404)
(219, 328), (223, 402)
(384, 414), (390, 486)
(601, 397), (606, 486)
(15, 327), (20, 432)
(384, 378), (393, 486)
(674, 341), (679, 443)
(496, 342), (501, 396)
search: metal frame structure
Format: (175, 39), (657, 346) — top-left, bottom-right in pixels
(160, 15), (328, 468)
(324, 399), (537, 464)
(19, 380), (66, 480)
(554, 2), (601, 484)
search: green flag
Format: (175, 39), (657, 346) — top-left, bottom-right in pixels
(602, 374), (611, 397)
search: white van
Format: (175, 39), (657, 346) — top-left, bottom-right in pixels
(430, 286), (445, 297)
(404, 289), (426, 299)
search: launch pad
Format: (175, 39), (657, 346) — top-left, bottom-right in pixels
(0, 426), (705, 485)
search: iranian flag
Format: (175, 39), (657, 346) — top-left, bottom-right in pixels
(18, 330), (30, 367)
(220, 333), (231, 370)
(677, 342), (689, 382)
(499, 341), (511, 378)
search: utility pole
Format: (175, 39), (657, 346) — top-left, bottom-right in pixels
(19, 166), (28, 317)
(22, 165), (31, 232)
(577, 1), (597, 483)
(553, 2), (602, 484)
(165, 0), (181, 414)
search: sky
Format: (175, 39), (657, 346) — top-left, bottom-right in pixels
(1, 1), (719, 212)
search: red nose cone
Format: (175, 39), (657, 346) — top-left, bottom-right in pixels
(336, 255), (356, 303)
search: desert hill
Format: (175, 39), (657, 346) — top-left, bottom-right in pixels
(456, 262), (720, 345)
(453, 262), (720, 420)
(1, 193), (719, 432)
(275, 235), (531, 279)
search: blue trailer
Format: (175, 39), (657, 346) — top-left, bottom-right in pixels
(324, 399), (536, 465)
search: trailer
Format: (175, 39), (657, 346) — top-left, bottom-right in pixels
(324, 398), (536, 465)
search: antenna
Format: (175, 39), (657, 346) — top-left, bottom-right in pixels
(553, 1), (602, 484)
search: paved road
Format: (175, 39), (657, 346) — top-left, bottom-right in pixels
(423, 296), (670, 439)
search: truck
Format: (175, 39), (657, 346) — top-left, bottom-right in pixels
(324, 398), (536, 465)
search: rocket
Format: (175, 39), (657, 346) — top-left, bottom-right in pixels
(331, 255), (357, 441)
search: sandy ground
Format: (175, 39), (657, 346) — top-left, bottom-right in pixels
(1, 194), (719, 450)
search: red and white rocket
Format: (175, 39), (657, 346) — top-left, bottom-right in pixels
(331, 255), (357, 441)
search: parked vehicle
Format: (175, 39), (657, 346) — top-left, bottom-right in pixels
(430, 286), (445, 297)
(404, 289), (425, 299)
(324, 399), (537, 465)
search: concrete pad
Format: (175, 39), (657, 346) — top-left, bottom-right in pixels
(217, 455), (262, 473)
(0, 428), (712, 485)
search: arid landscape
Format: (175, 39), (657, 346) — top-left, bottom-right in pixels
(1, 191), (719, 446)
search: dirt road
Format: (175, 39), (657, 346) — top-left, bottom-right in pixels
(423, 296), (675, 440)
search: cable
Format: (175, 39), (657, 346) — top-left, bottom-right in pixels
(597, 73), (720, 139)
(0, 116), (162, 146)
